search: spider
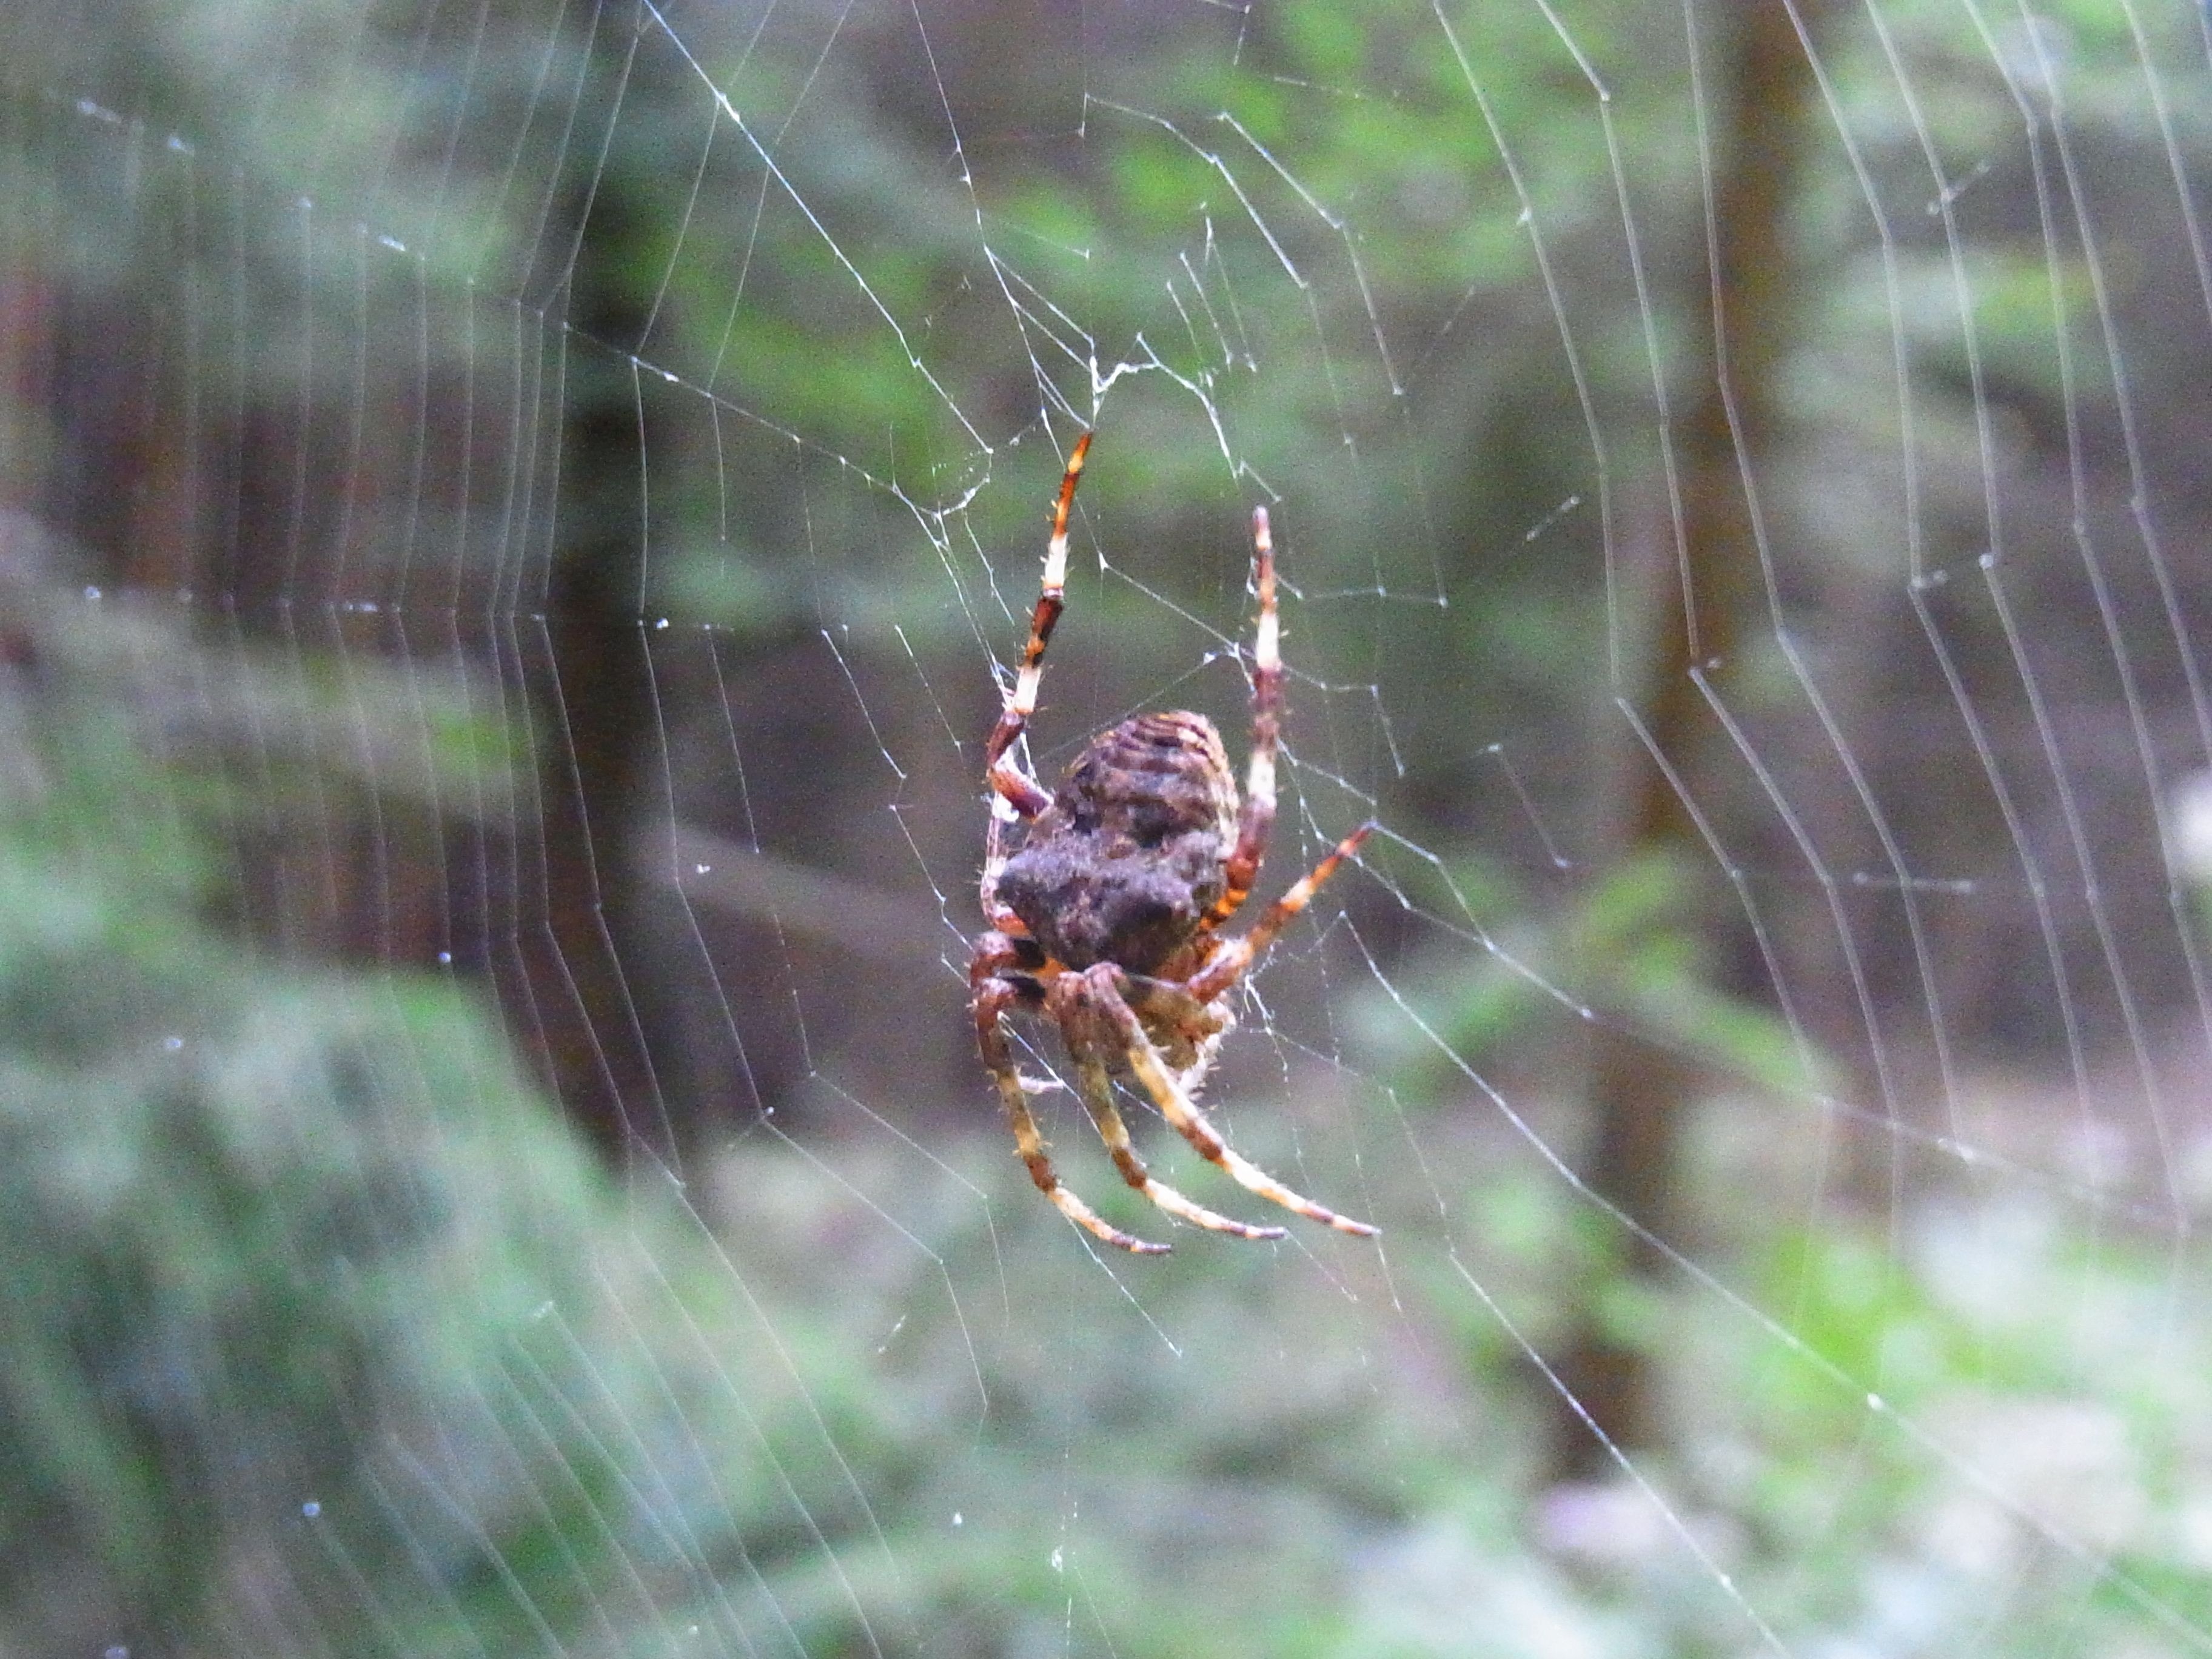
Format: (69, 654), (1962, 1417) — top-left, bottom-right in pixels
(969, 431), (1379, 1254)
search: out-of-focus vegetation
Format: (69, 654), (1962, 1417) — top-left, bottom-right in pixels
(7, 0), (2212, 1652)
(4, 552), (2209, 1650)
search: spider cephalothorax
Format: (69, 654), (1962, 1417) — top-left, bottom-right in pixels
(968, 431), (1378, 1255)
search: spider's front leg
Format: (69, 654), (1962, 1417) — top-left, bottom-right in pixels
(1044, 981), (1286, 1244)
(982, 431), (1091, 817)
(1079, 963), (1379, 1239)
(1206, 503), (1285, 931)
(1120, 973), (1232, 1096)
(979, 431), (1093, 926)
(971, 933), (1171, 1256)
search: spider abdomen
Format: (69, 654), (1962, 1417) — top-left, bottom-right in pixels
(997, 711), (1238, 974)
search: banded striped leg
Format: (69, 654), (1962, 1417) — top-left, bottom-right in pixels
(1189, 822), (1376, 1003)
(1084, 964), (1379, 1238)
(1205, 503), (1284, 931)
(1070, 1054), (1288, 1242)
(980, 431), (1092, 927)
(974, 965), (1170, 1256)
(983, 430), (1091, 813)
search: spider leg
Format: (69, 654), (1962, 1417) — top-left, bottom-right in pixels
(973, 951), (1171, 1256)
(984, 430), (1091, 818)
(1070, 1054), (1287, 1242)
(1082, 964), (1378, 1239)
(1121, 973), (1232, 1092)
(1189, 822), (1375, 1002)
(980, 432), (1092, 926)
(1204, 503), (1283, 932)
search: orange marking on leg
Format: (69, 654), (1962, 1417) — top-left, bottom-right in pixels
(1191, 822), (1374, 1002)
(987, 762), (1052, 818)
(984, 432), (1094, 780)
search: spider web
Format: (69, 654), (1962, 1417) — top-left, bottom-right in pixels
(6, 0), (2212, 1654)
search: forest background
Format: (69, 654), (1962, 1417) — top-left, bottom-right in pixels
(5, 1), (2212, 1654)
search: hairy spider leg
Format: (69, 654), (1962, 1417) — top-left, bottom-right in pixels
(1205, 503), (1282, 932)
(979, 431), (1093, 930)
(1066, 1045), (1288, 1244)
(1084, 964), (1379, 1238)
(1189, 822), (1376, 1004)
(1119, 973), (1232, 1100)
(984, 430), (1091, 814)
(972, 941), (1171, 1256)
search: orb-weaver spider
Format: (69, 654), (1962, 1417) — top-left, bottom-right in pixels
(968, 433), (1378, 1254)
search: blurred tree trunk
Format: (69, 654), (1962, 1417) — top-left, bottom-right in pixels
(518, 10), (677, 1167)
(1550, 0), (1828, 1480)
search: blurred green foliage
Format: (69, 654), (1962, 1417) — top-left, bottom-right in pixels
(6, 0), (2212, 1652)
(2, 546), (2205, 1651)
(1356, 848), (1824, 1118)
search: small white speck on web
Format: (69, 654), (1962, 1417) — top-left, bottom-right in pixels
(951, 1512), (962, 1527)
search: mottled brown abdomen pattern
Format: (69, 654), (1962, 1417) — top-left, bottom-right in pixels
(996, 711), (1239, 974)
